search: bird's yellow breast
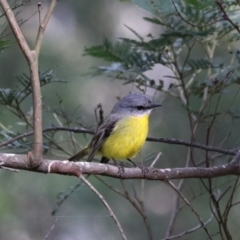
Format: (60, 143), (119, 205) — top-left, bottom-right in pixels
(99, 114), (149, 160)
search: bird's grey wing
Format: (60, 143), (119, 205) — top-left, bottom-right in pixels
(87, 116), (119, 162)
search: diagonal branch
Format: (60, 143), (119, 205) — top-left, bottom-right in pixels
(80, 175), (128, 240)
(161, 213), (214, 240)
(171, 0), (221, 28)
(0, 0), (31, 58)
(167, 180), (213, 239)
(34, 0), (58, 55)
(215, 0), (240, 34)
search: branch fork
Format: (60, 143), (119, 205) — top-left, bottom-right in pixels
(0, 0), (58, 167)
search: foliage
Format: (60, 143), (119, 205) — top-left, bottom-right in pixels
(1, 0), (240, 240)
(0, 69), (66, 151)
(84, 1), (240, 117)
(0, 69), (65, 105)
(0, 39), (11, 51)
(83, 1), (240, 239)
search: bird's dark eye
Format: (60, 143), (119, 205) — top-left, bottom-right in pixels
(136, 105), (145, 110)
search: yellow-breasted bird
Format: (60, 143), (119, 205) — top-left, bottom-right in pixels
(69, 93), (161, 164)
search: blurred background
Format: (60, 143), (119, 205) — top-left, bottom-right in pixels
(0, 0), (240, 239)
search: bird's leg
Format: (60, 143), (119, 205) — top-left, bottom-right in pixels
(112, 158), (125, 176)
(127, 158), (140, 167)
(100, 156), (110, 164)
(127, 158), (149, 176)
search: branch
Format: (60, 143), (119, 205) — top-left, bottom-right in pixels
(0, 126), (236, 157)
(147, 137), (236, 156)
(96, 176), (153, 239)
(1, 153), (240, 180)
(0, 0), (32, 58)
(161, 214), (213, 240)
(215, 0), (240, 34)
(0, 127), (93, 148)
(0, 0), (57, 167)
(0, 0), (41, 166)
(167, 181), (213, 239)
(230, 150), (240, 165)
(171, 0), (221, 28)
(34, 0), (58, 55)
(80, 175), (128, 240)
(44, 217), (58, 240)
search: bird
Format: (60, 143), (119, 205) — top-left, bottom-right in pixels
(68, 93), (161, 164)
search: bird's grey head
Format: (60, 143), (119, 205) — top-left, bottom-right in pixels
(111, 93), (162, 116)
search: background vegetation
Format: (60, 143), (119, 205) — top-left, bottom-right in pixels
(1, 0), (240, 239)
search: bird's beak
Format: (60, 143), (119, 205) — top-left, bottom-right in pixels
(150, 103), (162, 109)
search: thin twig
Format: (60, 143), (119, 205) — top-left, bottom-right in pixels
(44, 217), (58, 240)
(52, 182), (82, 216)
(37, 2), (41, 26)
(161, 214), (214, 240)
(230, 150), (240, 165)
(215, 0), (240, 34)
(0, 166), (19, 172)
(165, 147), (200, 237)
(79, 175), (128, 240)
(34, 0), (58, 55)
(97, 176), (153, 240)
(0, 127), (93, 148)
(0, 126), (236, 157)
(167, 180), (213, 240)
(172, 0), (221, 28)
(150, 152), (162, 168)
(147, 137), (236, 156)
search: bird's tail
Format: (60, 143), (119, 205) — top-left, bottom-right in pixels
(68, 146), (90, 161)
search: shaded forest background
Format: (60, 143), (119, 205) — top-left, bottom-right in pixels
(1, 0), (240, 239)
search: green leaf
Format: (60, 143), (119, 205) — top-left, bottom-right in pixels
(84, 38), (131, 62)
(0, 89), (19, 105)
(0, 39), (12, 52)
(143, 17), (165, 25)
